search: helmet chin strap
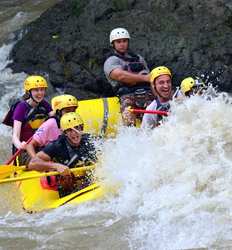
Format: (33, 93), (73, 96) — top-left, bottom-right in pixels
(29, 91), (39, 104)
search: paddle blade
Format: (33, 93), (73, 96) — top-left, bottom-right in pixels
(0, 165), (26, 179)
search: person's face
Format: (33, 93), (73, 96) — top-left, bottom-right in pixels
(61, 106), (77, 115)
(153, 75), (172, 101)
(64, 125), (83, 146)
(30, 87), (46, 102)
(113, 38), (129, 54)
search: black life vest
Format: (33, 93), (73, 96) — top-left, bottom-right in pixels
(26, 104), (50, 130)
(2, 99), (21, 127)
(2, 100), (49, 130)
(48, 134), (97, 168)
(64, 135), (96, 167)
(107, 50), (150, 95)
(109, 51), (147, 73)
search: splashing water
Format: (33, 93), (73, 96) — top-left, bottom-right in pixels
(0, 42), (26, 161)
(1, 19), (232, 248)
(1, 39), (232, 248)
(96, 94), (232, 249)
(0, 68), (232, 249)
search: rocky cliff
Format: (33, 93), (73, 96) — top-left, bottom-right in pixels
(9, 0), (232, 99)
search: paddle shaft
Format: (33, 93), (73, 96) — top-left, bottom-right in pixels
(131, 108), (168, 116)
(0, 165), (26, 177)
(0, 165), (95, 184)
(5, 137), (33, 165)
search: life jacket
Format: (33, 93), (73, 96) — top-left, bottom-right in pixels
(2, 100), (49, 130)
(110, 51), (147, 73)
(46, 134), (96, 168)
(64, 137), (93, 168)
(155, 98), (171, 124)
(40, 135), (94, 193)
(40, 175), (58, 191)
(2, 99), (21, 127)
(107, 50), (150, 96)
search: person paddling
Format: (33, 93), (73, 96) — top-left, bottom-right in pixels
(141, 66), (173, 129)
(2, 75), (52, 165)
(28, 112), (97, 197)
(104, 27), (154, 126)
(26, 94), (78, 158)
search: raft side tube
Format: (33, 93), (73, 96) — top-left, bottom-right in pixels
(77, 97), (122, 137)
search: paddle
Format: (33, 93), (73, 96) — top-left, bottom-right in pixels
(130, 108), (169, 116)
(0, 165), (26, 179)
(5, 137), (33, 165)
(0, 165), (95, 184)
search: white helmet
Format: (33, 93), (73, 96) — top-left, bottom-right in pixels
(109, 28), (130, 44)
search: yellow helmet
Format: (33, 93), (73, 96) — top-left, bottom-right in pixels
(150, 66), (172, 83)
(180, 77), (195, 94)
(24, 75), (48, 92)
(181, 77), (206, 95)
(51, 95), (78, 112)
(60, 112), (84, 131)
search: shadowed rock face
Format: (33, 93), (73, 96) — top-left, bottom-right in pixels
(9, 0), (232, 99)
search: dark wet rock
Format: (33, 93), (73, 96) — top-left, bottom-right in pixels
(9, 0), (232, 99)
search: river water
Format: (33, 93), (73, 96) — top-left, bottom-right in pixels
(1, 1), (232, 250)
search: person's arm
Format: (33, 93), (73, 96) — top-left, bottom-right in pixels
(12, 120), (26, 149)
(26, 119), (54, 157)
(26, 138), (39, 158)
(28, 151), (70, 174)
(110, 68), (150, 86)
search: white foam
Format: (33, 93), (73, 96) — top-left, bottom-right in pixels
(95, 94), (232, 249)
(0, 42), (26, 160)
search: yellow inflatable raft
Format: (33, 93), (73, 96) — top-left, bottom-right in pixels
(17, 170), (105, 213)
(77, 96), (122, 137)
(15, 97), (123, 212)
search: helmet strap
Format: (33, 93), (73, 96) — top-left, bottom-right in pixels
(29, 91), (39, 105)
(56, 110), (62, 120)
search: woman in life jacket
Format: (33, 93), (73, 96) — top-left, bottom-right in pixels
(141, 66), (173, 129)
(26, 94), (78, 158)
(11, 75), (52, 164)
